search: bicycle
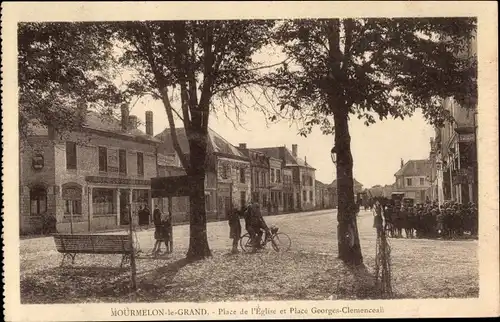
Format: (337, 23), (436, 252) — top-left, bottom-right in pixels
(239, 225), (291, 252)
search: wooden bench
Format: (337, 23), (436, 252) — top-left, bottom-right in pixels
(53, 234), (133, 267)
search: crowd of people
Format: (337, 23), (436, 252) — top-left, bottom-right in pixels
(376, 200), (478, 239)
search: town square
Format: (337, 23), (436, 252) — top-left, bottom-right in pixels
(5, 3), (495, 315)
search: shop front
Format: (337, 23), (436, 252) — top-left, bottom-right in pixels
(85, 176), (152, 230)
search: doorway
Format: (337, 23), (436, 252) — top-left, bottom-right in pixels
(119, 190), (130, 225)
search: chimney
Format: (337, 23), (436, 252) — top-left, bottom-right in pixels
(292, 144), (298, 158)
(239, 143), (247, 150)
(400, 158), (404, 169)
(47, 124), (56, 140)
(121, 104), (129, 131)
(128, 115), (138, 129)
(304, 156), (307, 165)
(145, 110), (153, 136)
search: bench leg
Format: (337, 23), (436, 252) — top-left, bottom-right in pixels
(60, 254), (68, 267)
(120, 254), (130, 268)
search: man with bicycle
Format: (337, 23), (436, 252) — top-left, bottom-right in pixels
(244, 199), (270, 252)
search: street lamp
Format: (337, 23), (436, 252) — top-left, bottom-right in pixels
(330, 146), (337, 164)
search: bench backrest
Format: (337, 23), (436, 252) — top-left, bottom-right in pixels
(53, 234), (132, 254)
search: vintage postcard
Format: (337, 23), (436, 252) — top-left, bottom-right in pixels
(2, 1), (499, 321)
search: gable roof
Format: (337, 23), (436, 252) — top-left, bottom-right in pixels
(394, 159), (431, 177)
(27, 111), (159, 143)
(315, 180), (326, 187)
(329, 178), (364, 188)
(252, 146), (316, 170)
(155, 127), (249, 161)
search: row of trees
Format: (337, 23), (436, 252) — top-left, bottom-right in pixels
(19, 18), (476, 265)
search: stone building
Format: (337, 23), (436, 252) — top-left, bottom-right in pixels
(20, 106), (159, 234)
(254, 144), (316, 212)
(268, 157), (284, 214)
(393, 159), (432, 204)
(430, 97), (478, 205)
(237, 144), (271, 215)
(155, 128), (250, 220)
(430, 28), (478, 205)
(282, 168), (294, 212)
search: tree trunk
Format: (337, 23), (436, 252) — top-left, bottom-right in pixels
(186, 130), (212, 261)
(334, 111), (363, 266)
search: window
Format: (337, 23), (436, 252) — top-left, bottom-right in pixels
(63, 185), (82, 217)
(406, 178), (412, 187)
(240, 168), (245, 183)
(303, 191), (307, 202)
(30, 186), (47, 215)
(309, 191), (313, 202)
(420, 177), (425, 185)
(221, 164), (230, 179)
(66, 141), (77, 170)
(261, 172), (266, 187)
(98, 147), (107, 172)
(119, 149), (127, 174)
(271, 169), (275, 183)
(262, 193), (268, 207)
(137, 152), (144, 176)
(92, 188), (115, 215)
(277, 169), (281, 183)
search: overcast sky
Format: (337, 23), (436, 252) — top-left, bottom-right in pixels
(129, 94), (434, 188)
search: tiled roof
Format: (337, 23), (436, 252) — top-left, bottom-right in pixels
(253, 146), (316, 169)
(27, 111), (159, 143)
(155, 127), (249, 161)
(329, 178), (364, 188)
(394, 159), (431, 177)
(315, 180), (326, 187)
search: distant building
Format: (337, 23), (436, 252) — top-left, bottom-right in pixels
(393, 159), (432, 204)
(253, 144), (316, 211)
(367, 184), (394, 199)
(329, 178), (364, 208)
(20, 105), (159, 234)
(315, 180), (334, 209)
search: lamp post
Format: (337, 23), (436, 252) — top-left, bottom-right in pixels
(331, 147), (337, 208)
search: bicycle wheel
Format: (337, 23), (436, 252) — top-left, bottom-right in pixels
(270, 232), (291, 252)
(239, 233), (253, 252)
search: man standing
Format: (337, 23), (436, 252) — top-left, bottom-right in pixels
(228, 205), (242, 254)
(152, 205), (166, 256)
(142, 204), (151, 227)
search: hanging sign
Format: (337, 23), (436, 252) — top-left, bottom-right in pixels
(32, 154), (45, 170)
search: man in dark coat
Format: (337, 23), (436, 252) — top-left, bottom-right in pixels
(144, 204), (151, 226)
(245, 200), (270, 252)
(152, 205), (166, 256)
(228, 206), (242, 254)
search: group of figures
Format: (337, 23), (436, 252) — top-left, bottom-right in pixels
(151, 205), (173, 256)
(227, 200), (270, 253)
(375, 200), (478, 240)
